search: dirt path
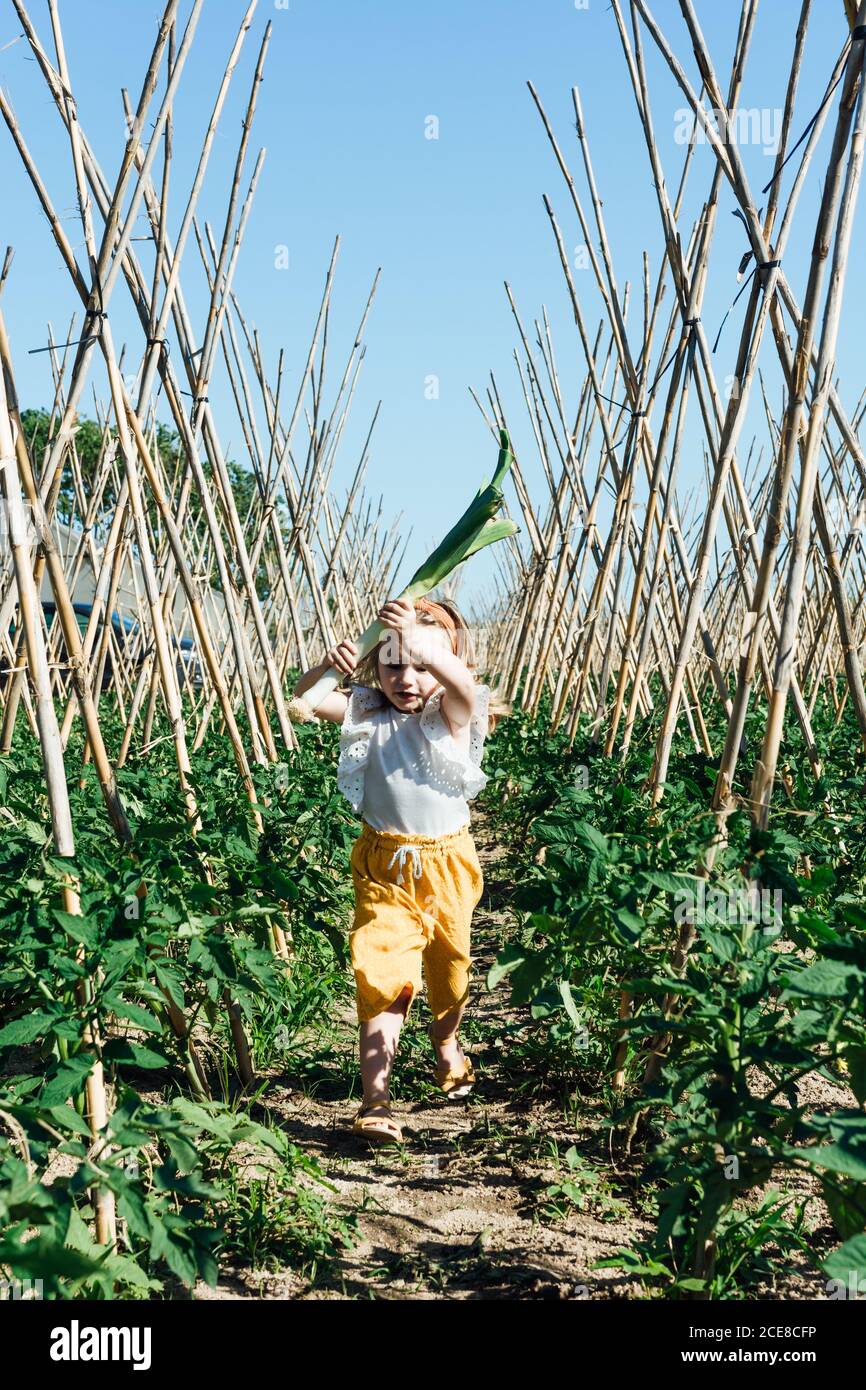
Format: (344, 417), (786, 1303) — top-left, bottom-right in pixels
(187, 803), (846, 1301)
(198, 807), (653, 1300)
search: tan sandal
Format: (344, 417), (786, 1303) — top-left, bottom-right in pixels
(427, 1023), (476, 1098)
(352, 1100), (403, 1146)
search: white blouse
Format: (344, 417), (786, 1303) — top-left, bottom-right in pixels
(337, 682), (490, 837)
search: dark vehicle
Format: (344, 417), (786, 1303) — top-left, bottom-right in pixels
(3, 603), (202, 694)
(43, 602), (145, 692)
(173, 632), (203, 692)
(2, 603), (144, 694)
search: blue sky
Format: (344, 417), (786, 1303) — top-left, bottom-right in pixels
(1, 0), (860, 614)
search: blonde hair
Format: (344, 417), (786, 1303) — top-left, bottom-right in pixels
(348, 597), (508, 732)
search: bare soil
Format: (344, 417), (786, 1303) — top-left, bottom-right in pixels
(192, 807), (846, 1302)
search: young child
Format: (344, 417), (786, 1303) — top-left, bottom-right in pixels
(293, 595), (493, 1145)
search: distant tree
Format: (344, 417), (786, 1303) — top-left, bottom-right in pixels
(20, 407), (290, 601)
(21, 408), (112, 522)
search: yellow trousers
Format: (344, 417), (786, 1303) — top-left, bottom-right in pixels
(348, 820), (484, 1024)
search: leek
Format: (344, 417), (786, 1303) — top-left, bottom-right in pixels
(289, 429), (519, 720)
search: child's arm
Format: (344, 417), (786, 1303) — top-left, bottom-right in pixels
(292, 640), (359, 724)
(379, 598), (476, 736)
(413, 632), (476, 735)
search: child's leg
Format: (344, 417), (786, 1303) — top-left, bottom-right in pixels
(429, 998), (468, 1072)
(422, 831), (483, 1071)
(359, 985), (412, 1105)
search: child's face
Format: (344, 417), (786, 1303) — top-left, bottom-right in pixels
(377, 626), (452, 714)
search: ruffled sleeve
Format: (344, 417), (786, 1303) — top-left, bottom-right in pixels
(336, 684), (384, 813)
(419, 682), (490, 800)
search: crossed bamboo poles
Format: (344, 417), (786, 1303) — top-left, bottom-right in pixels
(479, 0), (866, 809)
(4, 0), (866, 1276)
(472, 2), (866, 1287)
(0, 0), (407, 1252)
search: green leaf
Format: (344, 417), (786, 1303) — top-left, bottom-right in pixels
(843, 1046), (866, 1107)
(102, 995), (162, 1033)
(64, 1204), (100, 1255)
(148, 1219), (199, 1287)
(52, 909), (98, 947)
(103, 1039), (174, 1071)
(821, 1177), (866, 1242)
(402, 431), (518, 596)
(102, 1252), (157, 1290)
(806, 863), (835, 893)
(117, 1186), (153, 1241)
(0, 1012), (56, 1047)
(808, 1139), (866, 1183)
(642, 870), (692, 894)
(841, 902), (866, 931)
(152, 1165), (221, 1199)
(526, 912), (563, 938)
(700, 925), (740, 964)
(457, 516), (520, 563)
(153, 963), (185, 1012)
(0, 1237), (102, 1278)
(823, 1234), (866, 1287)
(46, 1105), (94, 1139)
(559, 980), (582, 1029)
(574, 821), (611, 857)
(40, 1055), (95, 1106)
(20, 819), (48, 846)
(530, 985), (562, 1019)
(613, 907), (644, 942)
(487, 943), (525, 991)
(781, 958), (863, 1000)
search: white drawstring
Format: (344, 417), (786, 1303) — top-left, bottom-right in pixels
(386, 843), (423, 885)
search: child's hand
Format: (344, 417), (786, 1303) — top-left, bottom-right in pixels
(377, 597), (415, 635)
(325, 639), (359, 677)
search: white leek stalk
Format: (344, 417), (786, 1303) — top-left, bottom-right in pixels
(289, 430), (518, 721)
